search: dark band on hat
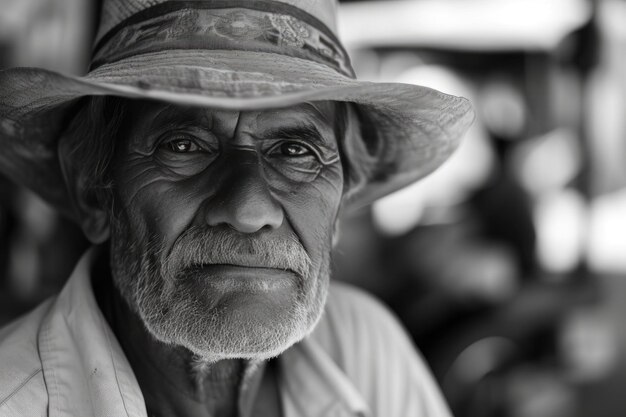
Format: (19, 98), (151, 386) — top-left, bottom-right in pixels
(92, 0), (355, 78)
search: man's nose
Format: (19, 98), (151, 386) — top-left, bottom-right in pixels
(204, 152), (284, 233)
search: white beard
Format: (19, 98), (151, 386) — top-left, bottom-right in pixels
(109, 214), (330, 363)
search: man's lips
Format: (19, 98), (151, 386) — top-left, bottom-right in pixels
(192, 263), (297, 275)
(189, 264), (297, 291)
(190, 263), (299, 280)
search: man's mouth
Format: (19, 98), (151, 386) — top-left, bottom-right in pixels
(188, 263), (298, 291)
(185, 264), (299, 284)
(193, 263), (297, 275)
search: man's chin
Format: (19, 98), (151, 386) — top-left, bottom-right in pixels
(138, 277), (324, 362)
(183, 324), (312, 363)
(143, 302), (316, 362)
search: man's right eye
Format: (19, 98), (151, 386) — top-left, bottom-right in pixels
(162, 137), (203, 153)
(154, 134), (218, 177)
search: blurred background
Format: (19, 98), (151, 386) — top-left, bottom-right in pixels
(1, 0), (626, 415)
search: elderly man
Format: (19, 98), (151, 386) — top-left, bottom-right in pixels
(0, 0), (473, 416)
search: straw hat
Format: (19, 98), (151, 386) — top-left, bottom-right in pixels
(0, 0), (474, 218)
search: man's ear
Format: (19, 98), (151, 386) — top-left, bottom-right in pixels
(58, 140), (111, 244)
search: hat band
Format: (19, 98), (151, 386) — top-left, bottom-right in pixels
(91, 0), (355, 78)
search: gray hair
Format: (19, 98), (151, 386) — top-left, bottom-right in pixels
(58, 96), (127, 211)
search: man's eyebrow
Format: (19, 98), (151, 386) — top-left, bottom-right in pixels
(260, 124), (332, 146)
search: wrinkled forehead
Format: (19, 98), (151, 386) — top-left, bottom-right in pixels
(121, 99), (341, 141)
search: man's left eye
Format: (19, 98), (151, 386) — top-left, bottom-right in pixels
(278, 142), (312, 157)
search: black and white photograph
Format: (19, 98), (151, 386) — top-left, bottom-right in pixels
(0, 0), (625, 416)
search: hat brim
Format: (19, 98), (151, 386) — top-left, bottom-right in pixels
(0, 49), (474, 218)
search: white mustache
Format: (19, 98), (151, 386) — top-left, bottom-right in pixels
(160, 226), (312, 281)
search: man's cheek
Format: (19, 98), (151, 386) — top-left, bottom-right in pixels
(291, 164), (343, 208)
(119, 185), (197, 253)
(282, 200), (338, 265)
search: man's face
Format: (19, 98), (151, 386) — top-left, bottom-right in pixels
(107, 100), (344, 361)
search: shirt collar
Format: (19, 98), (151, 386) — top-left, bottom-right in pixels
(38, 247), (146, 417)
(37, 247), (369, 417)
(280, 339), (371, 417)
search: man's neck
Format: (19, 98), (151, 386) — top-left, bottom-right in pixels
(91, 252), (270, 417)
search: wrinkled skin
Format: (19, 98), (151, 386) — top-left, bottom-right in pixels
(85, 100), (345, 416)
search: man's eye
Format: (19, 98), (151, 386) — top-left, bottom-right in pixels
(279, 142), (312, 157)
(163, 138), (201, 153)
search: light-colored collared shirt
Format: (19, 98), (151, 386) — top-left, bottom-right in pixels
(0, 249), (452, 417)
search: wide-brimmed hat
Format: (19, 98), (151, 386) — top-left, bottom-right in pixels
(0, 0), (474, 218)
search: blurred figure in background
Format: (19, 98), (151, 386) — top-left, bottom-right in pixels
(334, 1), (626, 417)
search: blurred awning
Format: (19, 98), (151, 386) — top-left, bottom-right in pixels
(0, 0), (39, 38)
(339, 0), (592, 51)
(0, 0), (92, 72)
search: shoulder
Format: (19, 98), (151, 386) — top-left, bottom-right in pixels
(326, 281), (397, 325)
(313, 281), (417, 365)
(0, 301), (52, 416)
(312, 282), (453, 417)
